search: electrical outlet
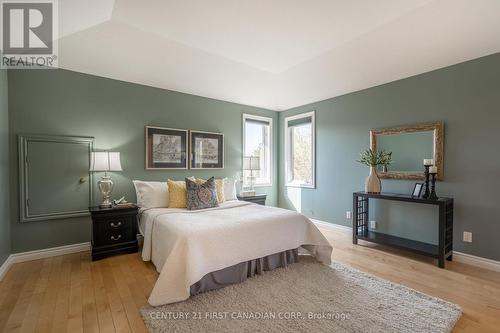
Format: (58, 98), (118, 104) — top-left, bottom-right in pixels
(346, 211), (352, 219)
(370, 220), (377, 229)
(463, 231), (472, 243)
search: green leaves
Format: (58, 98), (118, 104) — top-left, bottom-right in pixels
(357, 149), (392, 167)
(378, 150), (393, 167)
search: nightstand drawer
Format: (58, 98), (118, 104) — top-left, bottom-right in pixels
(96, 225), (135, 246)
(90, 205), (139, 260)
(95, 215), (134, 232)
(237, 194), (267, 206)
(93, 216), (135, 245)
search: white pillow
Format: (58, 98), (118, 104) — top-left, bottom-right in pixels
(223, 178), (237, 201)
(133, 180), (169, 208)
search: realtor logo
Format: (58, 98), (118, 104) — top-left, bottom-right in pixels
(1, 0), (58, 68)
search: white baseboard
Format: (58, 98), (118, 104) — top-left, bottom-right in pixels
(312, 219), (352, 234)
(452, 251), (500, 273)
(0, 242), (91, 281)
(311, 219), (500, 273)
(0, 255), (14, 281)
(11, 242), (91, 264)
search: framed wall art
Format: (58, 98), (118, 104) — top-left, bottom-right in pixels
(411, 182), (424, 198)
(146, 126), (188, 169)
(190, 130), (224, 169)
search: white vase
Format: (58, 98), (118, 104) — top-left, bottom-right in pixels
(365, 166), (381, 193)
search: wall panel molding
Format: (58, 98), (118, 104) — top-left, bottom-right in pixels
(18, 134), (94, 222)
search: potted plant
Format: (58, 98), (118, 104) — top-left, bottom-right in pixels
(357, 149), (392, 193)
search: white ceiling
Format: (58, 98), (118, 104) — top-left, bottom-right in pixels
(58, 0), (500, 111)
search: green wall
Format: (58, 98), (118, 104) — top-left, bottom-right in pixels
(279, 53), (500, 262)
(0, 70), (10, 265)
(6, 54), (500, 262)
(8, 69), (278, 253)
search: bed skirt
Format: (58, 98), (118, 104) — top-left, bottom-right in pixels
(190, 248), (299, 295)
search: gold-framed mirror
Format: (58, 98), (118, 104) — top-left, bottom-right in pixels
(370, 122), (444, 180)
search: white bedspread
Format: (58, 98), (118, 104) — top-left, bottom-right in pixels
(140, 200), (333, 306)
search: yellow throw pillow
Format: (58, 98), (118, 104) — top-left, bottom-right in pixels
(167, 179), (187, 208)
(194, 178), (225, 203)
(214, 179), (225, 203)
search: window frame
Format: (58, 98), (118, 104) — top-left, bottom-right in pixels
(242, 113), (273, 187)
(284, 111), (316, 189)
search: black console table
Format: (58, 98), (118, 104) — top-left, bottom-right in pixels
(353, 192), (454, 268)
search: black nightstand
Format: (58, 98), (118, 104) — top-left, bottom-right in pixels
(237, 194), (267, 205)
(89, 205), (139, 261)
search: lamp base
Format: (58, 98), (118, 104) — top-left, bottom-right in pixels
(239, 190), (256, 197)
(99, 201), (113, 209)
(98, 176), (114, 208)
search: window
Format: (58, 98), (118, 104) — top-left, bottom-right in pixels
(243, 114), (272, 186)
(285, 111), (315, 188)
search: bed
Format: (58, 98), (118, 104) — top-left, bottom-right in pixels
(139, 200), (333, 306)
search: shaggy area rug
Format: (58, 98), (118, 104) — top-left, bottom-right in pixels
(141, 257), (461, 333)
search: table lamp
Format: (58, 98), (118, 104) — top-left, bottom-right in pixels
(241, 156), (260, 196)
(90, 151), (122, 208)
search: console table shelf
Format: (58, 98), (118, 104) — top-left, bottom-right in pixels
(357, 231), (439, 258)
(353, 191), (454, 268)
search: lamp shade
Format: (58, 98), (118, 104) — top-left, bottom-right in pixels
(90, 152), (123, 172)
(243, 156), (260, 171)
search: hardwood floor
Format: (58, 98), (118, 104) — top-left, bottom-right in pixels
(1, 227), (499, 332)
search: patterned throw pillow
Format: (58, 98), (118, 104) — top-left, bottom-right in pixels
(186, 177), (219, 210)
(192, 177), (225, 203)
